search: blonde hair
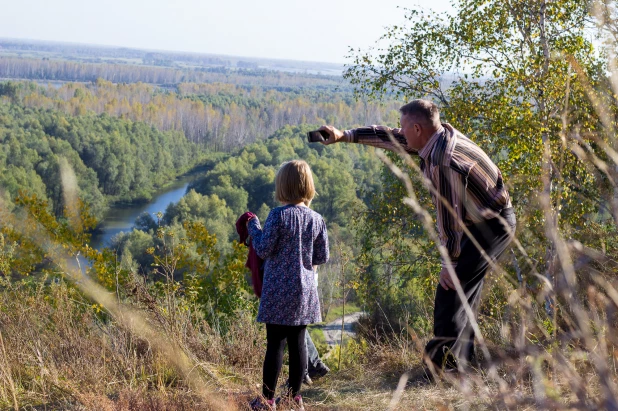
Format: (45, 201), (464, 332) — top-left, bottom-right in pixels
(275, 160), (316, 206)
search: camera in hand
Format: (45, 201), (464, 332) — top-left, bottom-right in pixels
(307, 129), (329, 143)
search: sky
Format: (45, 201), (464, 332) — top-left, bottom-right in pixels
(0, 0), (453, 64)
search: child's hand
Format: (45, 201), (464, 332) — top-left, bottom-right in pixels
(246, 216), (255, 227)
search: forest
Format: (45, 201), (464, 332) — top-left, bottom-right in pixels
(0, 75), (399, 218)
(106, 125), (383, 326)
(0, 101), (200, 218)
(2, 78), (398, 150)
(1, 0), (618, 409)
(0, 56), (344, 88)
(0, 72), (392, 327)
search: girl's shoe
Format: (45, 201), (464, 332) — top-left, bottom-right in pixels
(291, 395), (305, 411)
(249, 396), (277, 410)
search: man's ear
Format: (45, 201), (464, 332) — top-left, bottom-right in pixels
(414, 123), (422, 135)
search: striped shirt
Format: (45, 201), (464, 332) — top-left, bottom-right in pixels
(343, 123), (512, 267)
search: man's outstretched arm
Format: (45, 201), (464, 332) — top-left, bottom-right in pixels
(318, 125), (417, 154)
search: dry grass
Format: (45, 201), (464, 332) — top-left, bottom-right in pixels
(293, 334), (618, 410)
(0, 280), (267, 410)
(0, 278), (530, 410)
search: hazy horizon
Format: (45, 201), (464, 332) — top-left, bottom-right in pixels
(0, 0), (453, 64)
(0, 36), (344, 66)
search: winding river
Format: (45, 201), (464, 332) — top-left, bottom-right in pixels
(89, 176), (194, 250)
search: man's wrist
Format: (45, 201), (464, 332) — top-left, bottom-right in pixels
(342, 129), (354, 143)
(441, 260), (458, 270)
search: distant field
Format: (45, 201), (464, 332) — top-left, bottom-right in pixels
(0, 38), (344, 76)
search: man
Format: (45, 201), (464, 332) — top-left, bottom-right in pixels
(319, 99), (516, 373)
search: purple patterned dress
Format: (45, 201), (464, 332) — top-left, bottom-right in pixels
(247, 204), (329, 325)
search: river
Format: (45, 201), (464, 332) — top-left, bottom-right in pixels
(89, 176), (193, 250)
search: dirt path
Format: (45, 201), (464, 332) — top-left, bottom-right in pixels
(320, 311), (366, 347)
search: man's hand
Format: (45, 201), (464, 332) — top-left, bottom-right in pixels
(319, 125), (344, 145)
(438, 266), (458, 290)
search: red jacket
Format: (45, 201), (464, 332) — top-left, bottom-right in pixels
(235, 212), (264, 298)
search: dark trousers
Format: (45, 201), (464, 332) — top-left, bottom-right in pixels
(424, 208), (516, 370)
(263, 324), (307, 399)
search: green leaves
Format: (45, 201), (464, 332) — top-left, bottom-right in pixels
(0, 101), (203, 220)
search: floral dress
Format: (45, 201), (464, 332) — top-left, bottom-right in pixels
(247, 204), (329, 325)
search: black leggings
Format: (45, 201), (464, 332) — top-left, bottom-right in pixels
(263, 324), (307, 400)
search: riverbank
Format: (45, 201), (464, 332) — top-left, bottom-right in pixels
(89, 160), (221, 249)
(89, 176), (192, 249)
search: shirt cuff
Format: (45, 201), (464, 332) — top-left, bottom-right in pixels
(441, 258), (458, 270)
(343, 129), (355, 143)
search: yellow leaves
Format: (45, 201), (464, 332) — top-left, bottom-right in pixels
(348, 280), (362, 291)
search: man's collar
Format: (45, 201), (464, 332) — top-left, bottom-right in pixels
(418, 125), (445, 160)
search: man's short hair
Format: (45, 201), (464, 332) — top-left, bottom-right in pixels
(275, 160), (316, 206)
(399, 99), (441, 127)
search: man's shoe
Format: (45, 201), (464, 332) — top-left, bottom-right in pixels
(442, 367), (461, 382)
(307, 363), (330, 379)
(414, 365), (458, 385)
(407, 367), (435, 385)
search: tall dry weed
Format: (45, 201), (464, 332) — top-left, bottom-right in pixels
(0, 279), (266, 409)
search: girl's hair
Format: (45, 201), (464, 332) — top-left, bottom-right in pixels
(275, 160), (316, 206)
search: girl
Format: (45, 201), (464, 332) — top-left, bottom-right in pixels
(248, 160), (329, 410)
